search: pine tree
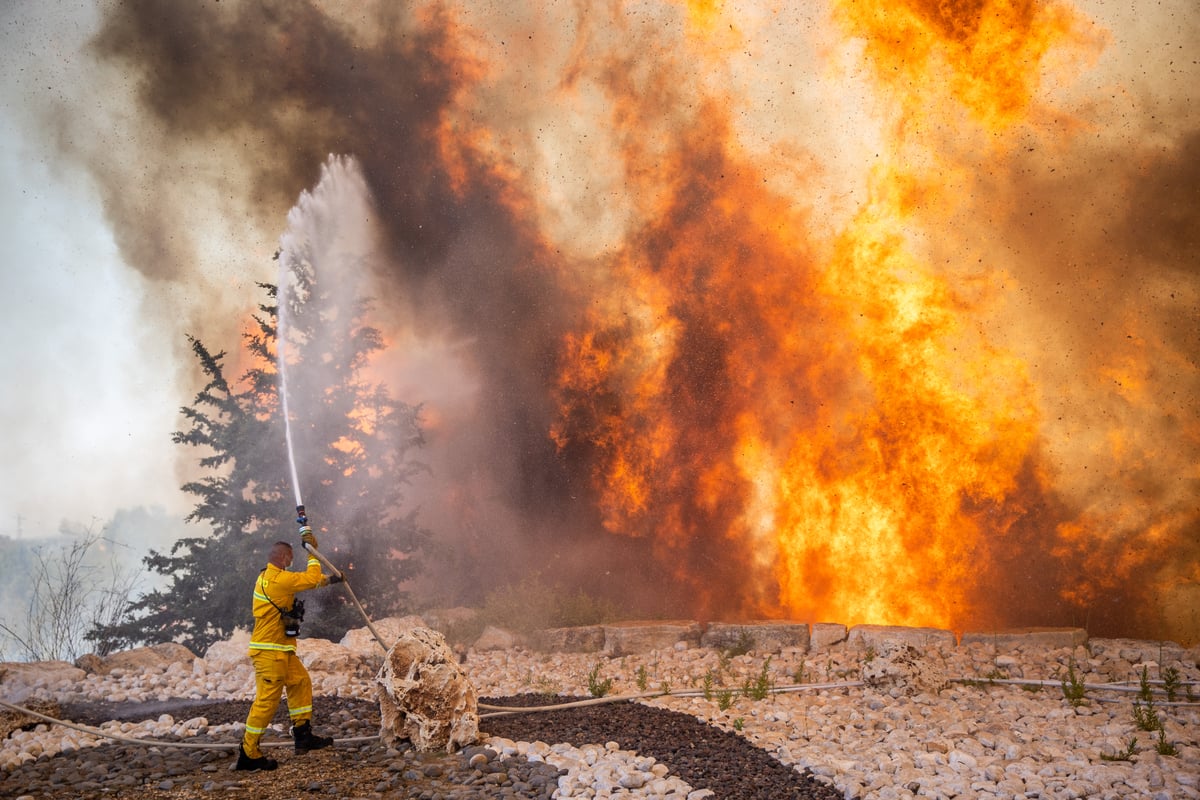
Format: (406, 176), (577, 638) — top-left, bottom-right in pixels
(89, 262), (427, 655)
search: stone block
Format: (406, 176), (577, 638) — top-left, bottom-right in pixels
(1086, 637), (1187, 665)
(530, 625), (606, 653)
(700, 621), (810, 653)
(959, 627), (1087, 652)
(602, 620), (702, 656)
(848, 625), (957, 653)
(810, 623), (848, 650)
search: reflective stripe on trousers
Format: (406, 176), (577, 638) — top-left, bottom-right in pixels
(241, 649), (314, 758)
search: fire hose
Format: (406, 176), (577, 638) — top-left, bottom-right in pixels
(4, 507), (1196, 751)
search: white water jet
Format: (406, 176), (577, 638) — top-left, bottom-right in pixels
(275, 154), (381, 508)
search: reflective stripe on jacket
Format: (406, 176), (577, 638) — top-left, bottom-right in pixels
(248, 554), (326, 653)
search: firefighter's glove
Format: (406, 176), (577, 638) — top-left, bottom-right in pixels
(299, 526), (318, 551)
(326, 573), (344, 586)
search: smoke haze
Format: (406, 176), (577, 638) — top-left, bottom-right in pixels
(2, 0), (1197, 642)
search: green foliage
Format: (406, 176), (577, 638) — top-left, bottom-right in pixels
(635, 664), (650, 692)
(1133, 665), (1165, 733)
(1137, 666), (1155, 702)
(587, 662), (614, 698)
(1099, 737), (1137, 762)
(732, 717), (744, 731)
(89, 264), (428, 654)
(701, 670), (716, 700)
(1060, 658), (1087, 707)
(1161, 666), (1181, 703)
(1133, 700), (1162, 732)
(792, 659), (808, 685)
(742, 657), (773, 701)
(716, 687), (736, 710)
(529, 673), (559, 702)
(1154, 729), (1178, 757)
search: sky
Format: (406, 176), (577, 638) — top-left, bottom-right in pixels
(0, 0), (1197, 641)
(0, 4), (184, 537)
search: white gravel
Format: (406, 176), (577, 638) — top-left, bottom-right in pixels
(3, 634), (1199, 799)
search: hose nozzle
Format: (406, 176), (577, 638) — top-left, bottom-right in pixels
(296, 504), (307, 526)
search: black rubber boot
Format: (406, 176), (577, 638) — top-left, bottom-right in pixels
(293, 720), (334, 753)
(235, 746), (278, 771)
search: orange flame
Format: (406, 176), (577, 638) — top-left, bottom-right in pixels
(549, 0), (1113, 629)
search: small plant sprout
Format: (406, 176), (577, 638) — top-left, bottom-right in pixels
(1154, 729), (1178, 757)
(1137, 666), (1154, 702)
(1099, 737), (1137, 762)
(531, 674), (559, 702)
(743, 657), (773, 701)
(587, 662), (614, 698)
(863, 646), (877, 664)
(658, 680), (671, 696)
(635, 664), (649, 692)
(792, 658), (808, 684)
(1161, 666), (1181, 703)
(1060, 658), (1086, 707)
(732, 717), (744, 731)
(1133, 666), (1165, 733)
(702, 671), (715, 701)
(716, 687), (736, 711)
(1133, 699), (1163, 732)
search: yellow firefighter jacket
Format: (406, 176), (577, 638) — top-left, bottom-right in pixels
(248, 553), (328, 653)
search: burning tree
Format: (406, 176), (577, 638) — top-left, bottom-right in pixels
(89, 269), (428, 655)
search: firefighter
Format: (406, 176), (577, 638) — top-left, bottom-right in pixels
(236, 528), (343, 771)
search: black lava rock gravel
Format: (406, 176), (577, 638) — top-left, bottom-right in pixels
(1, 695), (843, 799)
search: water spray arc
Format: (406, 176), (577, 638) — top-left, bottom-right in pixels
(276, 260), (390, 652)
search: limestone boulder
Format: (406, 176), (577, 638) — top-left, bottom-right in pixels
(472, 625), (518, 652)
(202, 629), (252, 671)
(299, 638), (374, 677)
(339, 615), (427, 659)
(86, 642), (196, 675)
(861, 642), (948, 696)
(0, 698), (61, 740)
(0, 661), (86, 702)
(376, 626), (479, 753)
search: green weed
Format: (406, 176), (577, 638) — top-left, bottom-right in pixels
(635, 664), (649, 692)
(587, 662), (614, 698)
(1099, 737), (1137, 762)
(1060, 658), (1087, 707)
(1154, 729), (1178, 757)
(1162, 666), (1181, 703)
(742, 657), (773, 701)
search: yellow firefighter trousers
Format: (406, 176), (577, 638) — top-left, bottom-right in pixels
(241, 650), (314, 757)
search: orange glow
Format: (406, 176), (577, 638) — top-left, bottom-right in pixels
(549, 0), (1113, 629)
